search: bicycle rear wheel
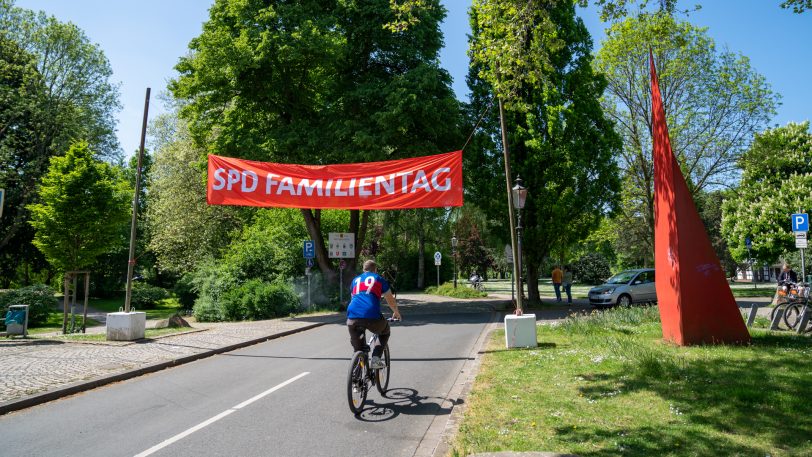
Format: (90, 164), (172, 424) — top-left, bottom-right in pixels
(783, 303), (805, 330)
(347, 351), (367, 415)
(375, 345), (391, 396)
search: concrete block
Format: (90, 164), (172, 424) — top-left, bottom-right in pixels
(505, 314), (537, 348)
(106, 312), (146, 341)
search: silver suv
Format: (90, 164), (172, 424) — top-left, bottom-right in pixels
(588, 268), (656, 308)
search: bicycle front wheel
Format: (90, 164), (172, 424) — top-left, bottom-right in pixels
(375, 345), (391, 396)
(347, 351), (367, 415)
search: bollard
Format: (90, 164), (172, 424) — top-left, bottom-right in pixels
(770, 306), (784, 330)
(746, 304), (759, 327)
(796, 307), (810, 334)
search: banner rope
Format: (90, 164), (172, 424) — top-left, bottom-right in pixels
(460, 96), (495, 152)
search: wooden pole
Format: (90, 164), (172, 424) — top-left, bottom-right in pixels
(82, 272), (90, 333)
(499, 99), (522, 312)
(125, 88), (150, 313)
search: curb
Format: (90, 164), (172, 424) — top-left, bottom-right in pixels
(414, 310), (500, 457)
(0, 319), (339, 416)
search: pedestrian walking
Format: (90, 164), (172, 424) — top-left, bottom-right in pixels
(563, 265), (573, 304)
(552, 265), (563, 302)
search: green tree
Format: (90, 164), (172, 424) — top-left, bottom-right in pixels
(0, 1), (121, 285)
(781, 0), (811, 12)
(27, 142), (131, 271)
(467, 0), (622, 303)
(146, 118), (242, 275)
(721, 122), (812, 265)
(594, 13), (777, 262)
(0, 0), (121, 158)
(0, 32), (49, 286)
(170, 0), (462, 287)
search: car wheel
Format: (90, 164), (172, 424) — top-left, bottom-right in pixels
(617, 294), (632, 307)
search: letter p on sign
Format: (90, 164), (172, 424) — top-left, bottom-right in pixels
(792, 213), (809, 232)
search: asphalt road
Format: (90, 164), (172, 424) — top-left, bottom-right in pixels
(0, 309), (492, 457)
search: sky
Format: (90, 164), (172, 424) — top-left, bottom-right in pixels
(13, 0), (812, 158)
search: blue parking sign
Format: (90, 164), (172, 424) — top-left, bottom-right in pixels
(303, 240), (315, 258)
(791, 213), (809, 232)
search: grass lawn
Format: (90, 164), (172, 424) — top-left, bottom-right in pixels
(88, 295), (184, 320)
(25, 312), (102, 335)
(450, 307), (812, 457)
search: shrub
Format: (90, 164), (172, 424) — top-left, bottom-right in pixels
(572, 253), (612, 285)
(173, 274), (197, 310)
(222, 279), (298, 320)
(0, 284), (56, 326)
(130, 283), (169, 309)
(192, 295), (224, 322)
(425, 282), (487, 299)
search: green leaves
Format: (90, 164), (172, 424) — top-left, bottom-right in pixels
(721, 122), (812, 264)
(27, 142), (131, 271)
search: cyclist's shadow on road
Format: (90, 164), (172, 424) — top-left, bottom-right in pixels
(354, 387), (460, 422)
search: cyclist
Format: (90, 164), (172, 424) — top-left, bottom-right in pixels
(469, 271), (482, 289)
(347, 260), (402, 369)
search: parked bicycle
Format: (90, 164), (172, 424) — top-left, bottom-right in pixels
(347, 317), (398, 415)
(770, 281), (811, 331)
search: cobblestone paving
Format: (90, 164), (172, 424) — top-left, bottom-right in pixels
(0, 314), (343, 403)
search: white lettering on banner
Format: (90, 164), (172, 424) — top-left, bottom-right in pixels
(298, 179), (323, 196)
(431, 168), (451, 191)
(227, 169), (240, 190)
(241, 171), (258, 192)
(213, 168), (227, 190)
(218, 169), (454, 196)
(410, 170), (431, 193)
(375, 175), (395, 195)
(358, 177), (372, 196)
(266, 173), (280, 194)
(277, 177), (295, 195)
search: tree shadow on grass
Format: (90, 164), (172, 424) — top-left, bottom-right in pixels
(554, 423), (762, 456)
(575, 332), (812, 454)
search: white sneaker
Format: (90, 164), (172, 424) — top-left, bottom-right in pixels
(370, 356), (386, 369)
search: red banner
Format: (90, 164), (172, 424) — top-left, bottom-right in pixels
(207, 151), (463, 209)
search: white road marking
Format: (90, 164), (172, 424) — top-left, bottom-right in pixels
(134, 372), (310, 457)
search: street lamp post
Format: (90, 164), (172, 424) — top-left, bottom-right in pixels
(512, 176), (528, 311)
(451, 235), (458, 288)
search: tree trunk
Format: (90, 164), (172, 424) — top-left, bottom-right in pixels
(301, 208), (336, 284)
(526, 262), (540, 305)
(417, 229), (425, 289)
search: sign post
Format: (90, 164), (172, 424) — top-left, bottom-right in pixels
(328, 233), (355, 304)
(434, 251), (442, 287)
(339, 259), (347, 303)
(303, 241), (315, 309)
(0, 188), (4, 221)
(745, 236), (754, 289)
(792, 212), (809, 282)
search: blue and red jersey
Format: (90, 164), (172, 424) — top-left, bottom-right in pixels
(347, 272), (390, 319)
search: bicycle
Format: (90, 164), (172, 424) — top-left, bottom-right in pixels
(769, 282), (806, 330)
(783, 301), (812, 333)
(347, 317), (398, 415)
